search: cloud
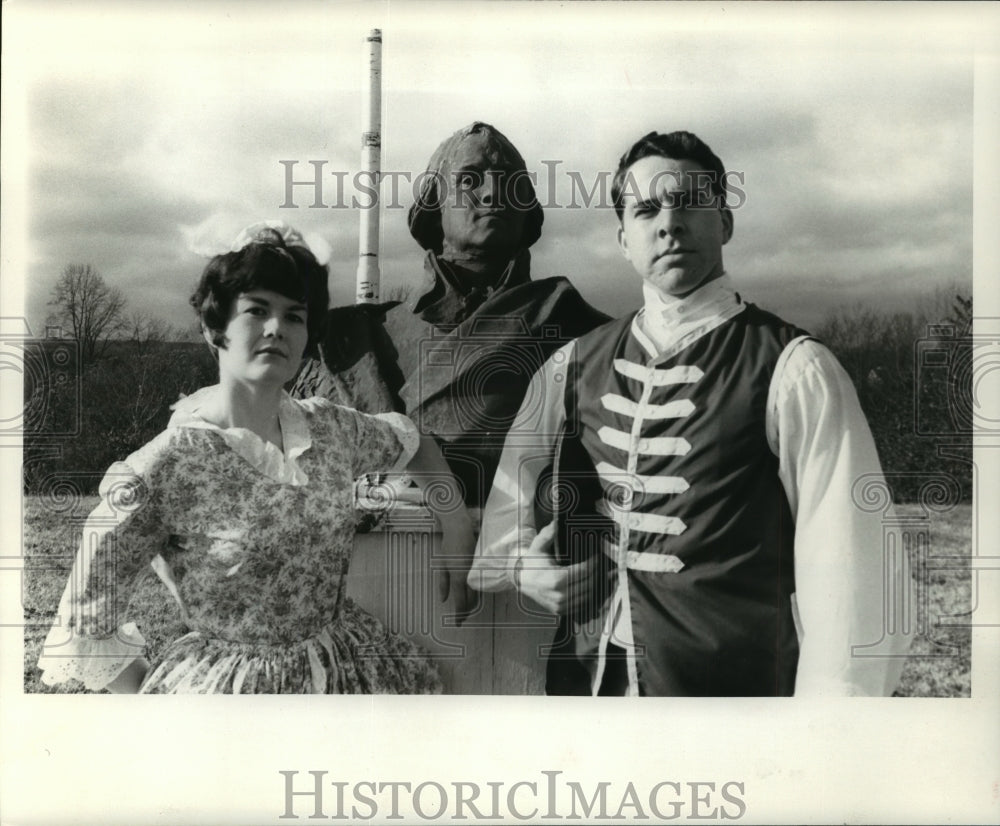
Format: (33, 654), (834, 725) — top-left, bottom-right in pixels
(12, 3), (976, 338)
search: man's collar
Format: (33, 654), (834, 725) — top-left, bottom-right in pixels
(633, 273), (744, 359)
(641, 273), (736, 320)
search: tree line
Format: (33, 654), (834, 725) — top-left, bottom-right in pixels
(24, 264), (974, 503)
(24, 264), (216, 494)
(814, 289), (973, 503)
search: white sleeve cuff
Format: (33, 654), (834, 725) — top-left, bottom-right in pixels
(38, 621), (147, 691)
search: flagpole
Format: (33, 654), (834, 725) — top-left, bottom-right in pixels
(356, 28), (382, 304)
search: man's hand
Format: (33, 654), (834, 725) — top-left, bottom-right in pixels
(514, 523), (612, 616)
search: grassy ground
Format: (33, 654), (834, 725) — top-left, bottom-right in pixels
(893, 503), (973, 698)
(20, 497), (972, 696)
(22, 495), (101, 694)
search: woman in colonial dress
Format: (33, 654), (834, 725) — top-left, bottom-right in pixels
(38, 222), (474, 694)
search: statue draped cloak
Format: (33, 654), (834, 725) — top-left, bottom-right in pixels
(293, 250), (610, 507)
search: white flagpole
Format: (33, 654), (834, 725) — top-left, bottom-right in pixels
(356, 28), (382, 304)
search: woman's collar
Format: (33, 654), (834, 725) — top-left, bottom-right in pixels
(168, 385), (312, 483)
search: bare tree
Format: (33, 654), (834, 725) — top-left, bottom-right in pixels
(947, 294), (973, 334)
(126, 310), (185, 357)
(46, 264), (127, 368)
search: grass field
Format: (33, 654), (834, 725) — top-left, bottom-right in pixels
(892, 503), (973, 698)
(20, 497), (972, 696)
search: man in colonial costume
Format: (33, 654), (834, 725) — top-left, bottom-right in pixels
(470, 131), (914, 696)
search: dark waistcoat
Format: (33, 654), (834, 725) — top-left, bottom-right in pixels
(547, 304), (807, 696)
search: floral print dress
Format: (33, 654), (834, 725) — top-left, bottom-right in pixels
(37, 388), (442, 694)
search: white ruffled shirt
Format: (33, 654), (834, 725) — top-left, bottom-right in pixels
(471, 274), (915, 696)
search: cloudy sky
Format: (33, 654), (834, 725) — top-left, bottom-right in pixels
(3, 1), (981, 338)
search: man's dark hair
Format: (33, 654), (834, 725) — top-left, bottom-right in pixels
(191, 236), (329, 358)
(612, 131), (728, 221)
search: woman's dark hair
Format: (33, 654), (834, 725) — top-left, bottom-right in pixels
(190, 231), (329, 358)
(612, 130), (728, 221)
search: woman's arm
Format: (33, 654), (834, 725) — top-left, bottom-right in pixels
(38, 461), (164, 693)
(405, 434), (477, 620)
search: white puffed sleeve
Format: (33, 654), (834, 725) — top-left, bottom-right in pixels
(769, 339), (915, 696)
(349, 409), (421, 475)
(470, 343), (571, 592)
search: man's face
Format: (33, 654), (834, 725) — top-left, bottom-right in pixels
(617, 155), (733, 297)
(438, 132), (529, 257)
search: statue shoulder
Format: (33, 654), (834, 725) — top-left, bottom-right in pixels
(503, 276), (613, 335)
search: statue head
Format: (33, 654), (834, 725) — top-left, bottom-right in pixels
(407, 122), (544, 259)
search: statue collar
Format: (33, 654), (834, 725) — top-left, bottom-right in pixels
(412, 249), (531, 326)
